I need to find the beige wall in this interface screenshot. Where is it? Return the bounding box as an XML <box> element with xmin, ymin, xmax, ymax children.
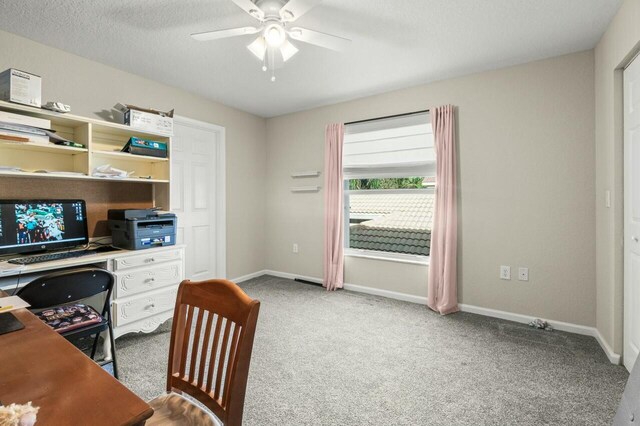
<box><xmin>0</xmin><ymin>30</ymin><xmax>267</xmax><ymax>280</ymax></box>
<box><xmin>266</xmin><ymin>51</ymin><xmax>597</xmax><ymax>326</ymax></box>
<box><xmin>595</xmin><ymin>0</ymin><xmax>640</xmax><ymax>355</ymax></box>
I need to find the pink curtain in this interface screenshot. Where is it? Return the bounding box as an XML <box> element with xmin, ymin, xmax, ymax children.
<box><xmin>427</xmin><ymin>105</ymin><xmax>459</xmax><ymax>315</ymax></box>
<box><xmin>323</xmin><ymin>123</ymin><xmax>345</xmax><ymax>291</ymax></box>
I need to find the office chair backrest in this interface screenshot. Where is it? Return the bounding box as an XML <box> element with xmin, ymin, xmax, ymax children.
<box><xmin>167</xmin><ymin>279</ymin><xmax>260</xmax><ymax>426</ymax></box>
<box><xmin>17</xmin><ymin>268</ymin><xmax>114</xmax><ymax>312</ymax></box>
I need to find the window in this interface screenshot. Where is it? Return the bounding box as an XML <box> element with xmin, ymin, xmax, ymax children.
<box><xmin>343</xmin><ymin>112</ymin><xmax>434</xmax><ymax>261</ymax></box>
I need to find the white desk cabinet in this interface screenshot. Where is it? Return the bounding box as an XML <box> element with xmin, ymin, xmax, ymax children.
<box><xmin>0</xmin><ymin>245</ymin><xmax>186</xmax><ymax>341</ymax></box>
<box><xmin>109</xmin><ymin>246</ymin><xmax>185</xmax><ymax>339</ymax></box>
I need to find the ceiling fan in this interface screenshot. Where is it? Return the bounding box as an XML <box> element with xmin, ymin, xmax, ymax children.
<box><xmin>191</xmin><ymin>0</ymin><xmax>351</xmax><ymax>81</ymax></box>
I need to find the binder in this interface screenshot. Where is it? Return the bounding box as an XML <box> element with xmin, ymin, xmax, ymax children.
<box><xmin>121</xmin><ymin>137</ymin><xmax>167</xmax><ymax>158</ymax></box>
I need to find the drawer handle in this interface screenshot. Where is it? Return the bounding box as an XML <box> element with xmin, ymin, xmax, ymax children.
<box><xmin>146</xmin><ymin>303</ymin><xmax>156</xmax><ymax>310</ymax></box>
<box><xmin>146</xmin><ymin>277</ymin><xmax>156</xmax><ymax>283</ymax></box>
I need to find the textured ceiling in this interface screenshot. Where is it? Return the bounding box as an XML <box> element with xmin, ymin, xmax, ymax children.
<box><xmin>0</xmin><ymin>0</ymin><xmax>622</xmax><ymax>117</ymax></box>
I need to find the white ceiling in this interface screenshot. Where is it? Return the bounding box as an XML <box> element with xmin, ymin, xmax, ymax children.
<box><xmin>0</xmin><ymin>0</ymin><xmax>621</xmax><ymax>117</ymax></box>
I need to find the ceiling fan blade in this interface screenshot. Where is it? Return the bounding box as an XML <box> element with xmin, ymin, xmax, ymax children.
<box><xmin>231</xmin><ymin>0</ymin><xmax>264</xmax><ymax>20</ymax></box>
<box><xmin>279</xmin><ymin>0</ymin><xmax>322</xmax><ymax>22</ymax></box>
<box><xmin>288</xmin><ymin>27</ymin><xmax>350</xmax><ymax>51</ymax></box>
<box><xmin>191</xmin><ymin>26</ymin><xmax>261</xmax><ymax>41</ymax></box>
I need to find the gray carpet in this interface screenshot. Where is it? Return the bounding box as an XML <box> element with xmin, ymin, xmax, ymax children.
<box><xmin>116</xmin><ymin>275</ymin><xmax>629</xmax><ymax>425</ymax></box>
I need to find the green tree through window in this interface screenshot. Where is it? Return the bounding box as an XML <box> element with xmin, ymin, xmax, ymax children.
<box><xmin>348</xmin><ymin>177</ymin><xmax>425</xmax><ymax>190</ymax></box>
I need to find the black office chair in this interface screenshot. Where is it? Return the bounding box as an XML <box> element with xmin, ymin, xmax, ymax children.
<box><xmin>17</xmin><ymin>268</ymin><xmax>119</xmax><ymax>378</ymax></box>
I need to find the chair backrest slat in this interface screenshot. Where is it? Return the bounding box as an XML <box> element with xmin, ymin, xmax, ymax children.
<box><xmin>213</xmin><ymin>318</ymin><xmax>233</xmax><ymax>401</ymax></box>
<box><xmin>188</xmin><ymin>308</ymin><xmax>205</xmax><ymax>384</ymax></box>
<box><xmin>205</xmin><ymin>313</ymin><xmax>223</xmax><ymax>394</ymax></box>
<box><xmin>197</xmin><ymin>311</ymin><xmax>215</xmax><ymax>389</ymax></box>
<box><xmin>178</xmin><ymin>304</ymin><xmax>195</xmax><ymax>378</ymax></box>
<box><xmin>166</xmin><ymin>279</ymin><xmax>260</xmax><ymax>426</ymax></box>
<box><xmin>223</xmin><ymin>322</ymin><xmax>242</xmax><ymax>408</ymax></box>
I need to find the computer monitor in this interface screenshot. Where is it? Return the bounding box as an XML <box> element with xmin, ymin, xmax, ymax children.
<box><xmin>0</xmin><ymin>200</ymin><xmax>89</xmax><ymax>256</ymax></box>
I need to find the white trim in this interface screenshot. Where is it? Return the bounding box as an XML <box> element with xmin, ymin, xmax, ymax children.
<box><xmin>458</xmin><ymin>304</ymin><xmax>593</xmax><ymax>335</ymax></box>
<box><xmin>173</xmin><ymin>115</ymin><xmax>227</xmax><ymax>279</ymax></box>
<box><xmin>345</xmin><ymin>188</ymin><xmax>434</xmax><ymax>195</ymax></box>
<box><xmin>343</xmin><ymin>282</ymin><xmax>428</xmax><ymax>304</ymax></box>
<box><xmin>263</xmin><ymin>270</ymin><xmax>323</xmax><ymax>284</ymax></box>
<box><xmin>233</xmin><ymin>269</ymin><xmax>622</xmax><ymax>365</ymax></box>
<box><xmin>231</xmin><ymin>270</ymin><xmax>267</xmax><ymax>284</ymax></box>
<box><xmin>345</xmin><ymin>249</ymin><xmax>430</xmax><ymax>266</ymax></box>
<box><xmin>458</xmin><ymin>303</ymin><xmax>621</xmax><ymax>365</ymax></box>
<box><xmin>594</xmin><ymin>329</ymin><xmax>622</xmax><ymax>365</ymax></box>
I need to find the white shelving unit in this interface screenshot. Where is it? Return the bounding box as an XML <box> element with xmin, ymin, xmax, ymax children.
<box><xmin>0</xmin><ymin>100</ymin><xmax>172</xmax><ymax>204</ymax></box>
<box><xmin>0</xmin><ymin>100</ymin><xmax>171</xmax><ymax>181</ymax></box>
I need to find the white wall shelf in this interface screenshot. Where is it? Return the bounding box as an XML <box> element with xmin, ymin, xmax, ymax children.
<box><xmin>291</xmin><ymin>186</ymin><xmax>321</xmax><ymax>193</ymax></box>
<box><xmin>291</xmin><ymin>170</ymin><xmax>321</xmax><ymax>178</ymax></box>
<box><xmin>0</xmin><ymin>170</ymin><xmax>169</xmax><ymax>184</ymax></box>
<box><xmin>93</xmin><ymin>150</ymin><xmax>169</xmax><ymax>163</ymax></box>
<box><xmin>0</xmin><ymin>140</ymin><xmax>87</xmax><ymax>154</ymax></box>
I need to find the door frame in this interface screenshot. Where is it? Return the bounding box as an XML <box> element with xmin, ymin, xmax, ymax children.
<box><xmin>173</xmin><ymin>115</ymin><xmax>227</xmax><ymax>279</ymax></box>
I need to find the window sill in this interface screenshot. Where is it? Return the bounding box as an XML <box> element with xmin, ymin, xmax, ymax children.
<box><xmin>344</xmin><ymin>250</ymin><xmax>430</xmax><ymax>266</ymax></box>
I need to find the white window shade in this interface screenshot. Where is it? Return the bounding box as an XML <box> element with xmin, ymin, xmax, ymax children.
<box><xmin>343</xmin><ymin>112</ymin><xmax>434</xmax><ymax>178</ymax></box>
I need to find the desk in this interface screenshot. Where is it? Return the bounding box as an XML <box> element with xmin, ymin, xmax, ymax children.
<box><xmin>0</xmin><ymin>295</ymin><xmax>153</xmax><ymax>425</ymax></box>
<box><xmin>0</xmin><ymin>245</ymin><xmax>186</xmax><ymax>343</ymax></box>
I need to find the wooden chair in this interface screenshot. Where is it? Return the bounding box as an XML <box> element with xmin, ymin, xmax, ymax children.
<box><xmin>148</xmin><ymin>279</ymin><xmax>260</xmax><ymax>426</ymax></box>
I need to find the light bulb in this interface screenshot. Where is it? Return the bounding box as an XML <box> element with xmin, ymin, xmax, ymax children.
<box><xmin>262</xmin><ymin>65</ymin><xmax>267</xmax><ymax>72</ymax></box>
<box><xmin>264</xmin><ymin>24</ymin><xmax>285</xmax><ymax>47</ymax></box>
<box><xmin>271</xmin><ymin>75</ymin><xmax>276</xmax><ymax>82</ymax></box>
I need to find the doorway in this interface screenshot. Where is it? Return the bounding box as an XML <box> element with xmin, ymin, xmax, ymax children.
<box><xmin>624</xmin><ymin>54</ymin><xmax>640</xmax><ymax>371</ymax></box>
<box><xmin>171</xmin><ymin>116</ymin><xmax>226</xmax><ymax>281</ymax></box>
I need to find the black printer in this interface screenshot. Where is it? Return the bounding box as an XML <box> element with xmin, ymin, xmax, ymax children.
<box><xmin>108</xmin><ymin>209</ymin><xmax>177</xmax><ymax>250</ymax></box>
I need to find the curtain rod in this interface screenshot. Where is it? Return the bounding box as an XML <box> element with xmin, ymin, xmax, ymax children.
<box><xmin>344</xmin><ymin>109</ymin><xmax>430</xmax><ymax>126</ymax></box>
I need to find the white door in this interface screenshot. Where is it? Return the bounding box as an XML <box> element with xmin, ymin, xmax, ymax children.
<box><xmin>624</xmin><ymin>55</ymin><xmax>640</xmax><ymax>372</ymax></box>
<box><xmin>172</xmin><ymin>117</ymin><xmax>225</xmax><ymax>281</ymax></box>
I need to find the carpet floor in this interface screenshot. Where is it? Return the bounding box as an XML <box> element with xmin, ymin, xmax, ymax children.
<box><xmin>117</xmin><ymin>275</ymin><xmax>629</xmax><ymax>425</ymax></box>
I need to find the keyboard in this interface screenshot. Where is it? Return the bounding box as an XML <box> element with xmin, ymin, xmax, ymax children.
<box><xmin>8</xmin><ymin>250</ymin><xmax>96</xmax><ymax>265</ymax></box>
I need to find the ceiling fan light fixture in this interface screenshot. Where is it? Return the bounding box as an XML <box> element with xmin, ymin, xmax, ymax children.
<box><xmin>264</xmin><ymin>24</ymin><xmax>286</xmax><ymax>47</ymax></box>
<box><xmin>289</xmin><ymin>28</ymin><xmax>303</xmax><ymax>38</ymax></box>
<box><xmin>247</xmin><ymin>36</ymin><xmax>267</xmax><ymax>61</ymax></box>
<box><xmin>281</xmin><ymin>10</ymin><xmax>294</xmax><ymax>21</ymax></box>
<box><xmin>280</xmin><ymin>39</ymin><xmax>299</xmax><ymax>62</ymax></box>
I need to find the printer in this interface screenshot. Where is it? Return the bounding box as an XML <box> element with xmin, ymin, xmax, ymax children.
<box><xmin>108</xmin><ymin>209</ymin><xmax>177</xmax><ymax>250</ymax></box>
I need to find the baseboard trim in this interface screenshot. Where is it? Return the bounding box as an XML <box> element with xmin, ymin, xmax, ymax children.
<box><xmin>235</xmin><ymin>269</ymin><xmax>622</xmax><ymax>365</ymax></box>
<box><xmin>458</xmin><ymin>303</ymin><xmax>621</xmax><ymax>365</ymax></box>
<box><xmin>230</xmin><ymin>270</ymin><xmax>267</xmax><ymax>283</ymax></box>
<box><xmin>264</xmin><ymin>270</ymin><xmax>323</xmax><ymax>284</ymax></box>
<box><xmin>343</xmin><ymin>283</ymin><xmax>429</xmax><ymax>305</ymax></box>
<box><xmin>458</xmin><ymin>304</ymin><xmax>593</xmax><ymax>335</ymax></box>
<box><xmin>593</xmin><ymin>329</ymin><xmax>621</xmax><ymax>365</ymax></box>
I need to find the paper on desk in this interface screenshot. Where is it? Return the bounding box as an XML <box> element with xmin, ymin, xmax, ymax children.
<box><xmin>0</xmin><ymin>296</ymin><xmax>30</xmax><ymax>312</ymax></box>
<box><xmin>0</xmin><ymin>262</ymin><xmax>25</xmax><ymax>276</ymax></box>
<box><xmin>92</xmin><ymin>164</ymin><xmax>134</xmax><ymax>179</ymax></box>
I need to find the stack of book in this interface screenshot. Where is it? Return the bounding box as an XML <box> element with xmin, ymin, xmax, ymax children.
<box><xmin>0</xmin><ymin>110</ymin><xmax>51</xmax><ymax>144</ymax></box>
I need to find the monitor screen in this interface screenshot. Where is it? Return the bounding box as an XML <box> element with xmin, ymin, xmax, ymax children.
<box><xmin>0</xmin><ymin>200</ymin><xmax>88</xmax><ymax>255</ymax></box>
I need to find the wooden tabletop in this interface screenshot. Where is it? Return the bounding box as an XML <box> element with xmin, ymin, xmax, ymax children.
<box><xmin>0</xmin><ymin>298</ymin><xmax>153</xmax><ymax>425</ymax></box>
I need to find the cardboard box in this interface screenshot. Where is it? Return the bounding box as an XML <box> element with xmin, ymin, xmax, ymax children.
<box><xmin>114</xmin><ymin>103</ymin><xmax>174</xmax><ymax>135</ymax></box>
<box><xmin>0</xmin><ymin>69</ymin><xmax>42</xmax><ymax>108</ymax></box>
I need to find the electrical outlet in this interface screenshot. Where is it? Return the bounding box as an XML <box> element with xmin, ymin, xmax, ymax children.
<box><xmin>292</xmin><ymin>243</ymin><xmax>299</xmax><ymax>253</ymax></box>
<box><xmin>518</xmin><ymin>267</ymin><xmax>529</xmax><ymax>281</ymax></box>
<box><xmin>500</xmin><ymin>265</ymin><xmax>511</xmax><ymax>280</ymax></box>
